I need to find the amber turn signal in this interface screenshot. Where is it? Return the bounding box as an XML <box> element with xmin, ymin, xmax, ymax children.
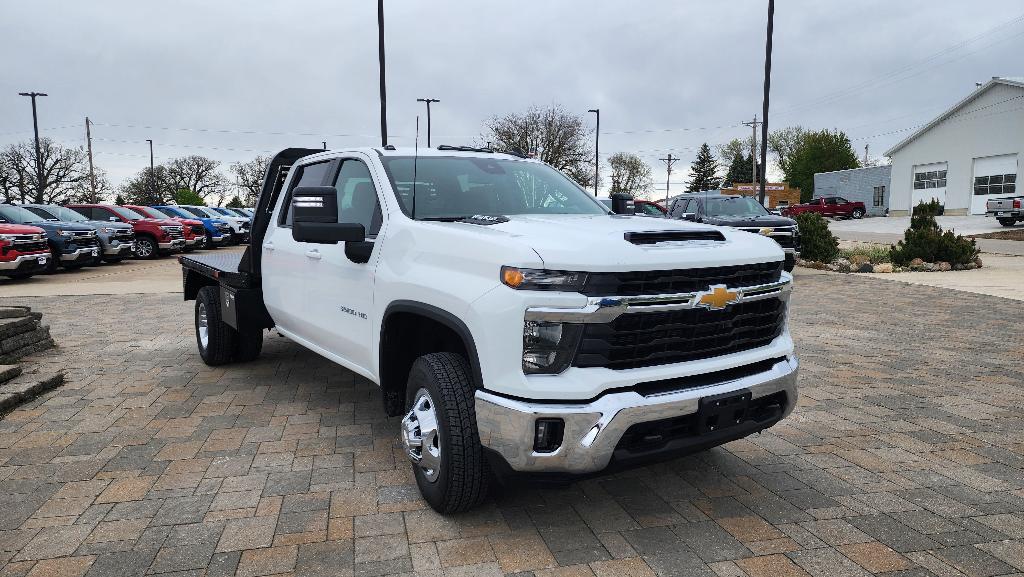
<box><xmin>501</xmin><ymin>266</ymin><xmax>524</xmax><ymax>288</ymax></box>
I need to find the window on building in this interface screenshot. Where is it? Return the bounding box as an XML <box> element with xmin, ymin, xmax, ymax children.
<box><xmin>873</xmin><ymin>185</ymin><xmax>885</xmax><ymax>207</ymax></box>
<box><xmin>913</xmin><ymin>170</ymin><xmax>947</xmax><ymax>189</ymax></box>
<box><xmin>974</xmin><ymin>173</ymin><xmax>1016</xmax><ymax>196</ymax></box>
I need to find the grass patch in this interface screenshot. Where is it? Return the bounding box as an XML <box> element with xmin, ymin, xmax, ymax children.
<box><xmin>839</xmin><ymin>244</ymin><xmax>892</xmax><ymax>264</ymax></box>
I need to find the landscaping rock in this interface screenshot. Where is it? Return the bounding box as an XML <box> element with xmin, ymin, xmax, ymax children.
<box><xmin>856</xmin><ymin>263</ymin><xmax>873</xmax><ymax>273</ymax></box>
<box><xmin>937</xmin><ymin>261</ymin><xmax>952</xmax><ymax>272</ymax></box>
<box><xmin>974</xmin><ymin>256</ymin><xmax>983</xmax><ymax>268</ymax></box>
<box><xmin>909</xmin><ymin>258</ymin><xmax>925</xmax><ymax>267</ymax></box>
<box><xmin>964</xmin><ymin>263</ymin><xmax>977</xmax><ymax>270</ymax></box>
<box><xmin>849</xmin><ymin>254</ymin><xmax>871</xmax><ymax>266</ymax></box>
<box><xmin>873</xmin><ymin>263</ymin><xmax>893</xmax><ymax>273</ymax></box>
<box><xmin>0</xmin><ymin>371</ymin><xmax>64</xmax><ymax>414</ymax></box>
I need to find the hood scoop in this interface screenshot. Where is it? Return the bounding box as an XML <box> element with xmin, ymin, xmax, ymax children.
<box><xmin>624</xmin><ymin>230</ymin><xmax>725</xmax><ymax>245</ymax></box>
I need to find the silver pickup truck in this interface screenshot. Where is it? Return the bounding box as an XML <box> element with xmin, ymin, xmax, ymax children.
<box><xmin>987</xmin><ymin>196</ymin><xmax>1023</xmax><ymax>227</ymax></box>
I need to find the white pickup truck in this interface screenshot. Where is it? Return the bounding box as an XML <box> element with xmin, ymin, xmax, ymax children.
<box><xmin>180</xmin><ymin>146</ymin><xmax>799</xmax><ymax>513</ymax></box>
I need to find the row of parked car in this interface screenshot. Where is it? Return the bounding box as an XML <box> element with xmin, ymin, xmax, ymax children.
<box><xmin>0</xmin><ymin>203</ymin><xmax>255</xmax><ymax>280</ymax></box>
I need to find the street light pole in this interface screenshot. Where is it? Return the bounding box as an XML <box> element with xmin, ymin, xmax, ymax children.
<box><xmin>758</xmin><ymin>0</ymin><xmax>775</xmax><ymax>206</ymax></box>
<box><xmin>588</xmin><ymin>109</ymin><xmax>600</xmax><ymax>195</ymax></box>
<box><xmin>146</xmin><ymin>139</ymin><xmax>155</xmax><ymax>202</ymax></box>
<box><xmin>18</xmin><ymin>92</ymin><xmax>48</xmax><ymax>200</ymax></box>
<box><xmin>416</xmin><ymin>98</ymin><xmax>439</xmax><ymax>147</ymax></box>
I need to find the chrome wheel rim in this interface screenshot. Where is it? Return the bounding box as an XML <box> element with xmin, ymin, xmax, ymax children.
<box><xmin>197</xmin><ymin>302</ymin><xmax>209</xmax><ymax>349</ymax></box>
<box><xmin>136</xmin><ymin>239</ymin><xmax>153</xmax><ymax>257</ymax></box>
<box><xmin>401</xmin><ymin>388</ymin><xmax>441</xmax><ymax>482</ymax></box>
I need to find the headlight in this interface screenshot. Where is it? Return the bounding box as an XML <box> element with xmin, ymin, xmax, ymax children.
<box><xmin>100</xmin><ymin>227</ymin><xmax>115</xmax><ymax>234</ymax></box>
<box><xmin>0</xmin><ymin>234</ymin><xmax>16</xmax><ymax>242</ymax></box>
<box><xmin>522</xmin><ymin>320</ymin><xmax>583</xmax><ymax>374</ymax></box>
<box><xmin>501</xmin><ymin>266</ymin><xmax>587</xmax><ymax>291</ymax></box>
<box><xmin>57</xmin><ymin>229</ymin><xmax>74</xmax><ymax>238</ymax></box>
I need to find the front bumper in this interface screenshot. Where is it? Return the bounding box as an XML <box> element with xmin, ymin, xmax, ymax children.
<box><xmin>0</xmin><ymin>253</ymin><xmax>50</xmax><ymax>272</ymax></box>
<box><xmin>103</xmin><ymin>242</ymin><xmax>135</xmax><ymax>256</ymax></box>
<box><xmin>475</xmin><ymin>356</ymin><xmax>798</xmax><ymax>474</ymax></box>
<box><xmin>158</xmin><ymin>239</ymin><xmax>187</xmax><ymax>250</ymax></box>
<box><xmin>61</xmin><ymin>247</ymin><xmax>100</xmax><ymax>262</ymax></box>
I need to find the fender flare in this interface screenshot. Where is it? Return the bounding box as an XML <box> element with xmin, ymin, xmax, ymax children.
<box><xmin>380</xmin><ymin>300</ymin><xmax>484</xmax><ymax>391</ymax></box>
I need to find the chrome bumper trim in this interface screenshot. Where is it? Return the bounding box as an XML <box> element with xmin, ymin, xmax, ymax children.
<box><xmin>0</xmin><ymin>253</ymin><xmax>50</xmax><ymax>270</ymax></box>
<box><xmin>60</xmin><ymin>247</ymin><xmax>99</xmax><ymax>261</ymax></box>
<box><xmin>158</xmin><ymin>239</ymin><xmax>187</xmax><ymax>249</ymax></box>
<box><xmin>525</xmin><ymin>274</ymin><xmax>792</xmax><ymax>324</ymax></box>
<box><xmin>475</xmin><ymin>356</ymin><xmax>798</xmax><ymax>474</ymax></box>
<box><xmin>104</xmin><ymin>242</ymin><xmax>135</xmax><ymax>255</ymax></box>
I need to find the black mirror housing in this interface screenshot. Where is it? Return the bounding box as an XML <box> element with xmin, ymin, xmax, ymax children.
<box><xmin>293</xmin><ymin>222</ymin><xmax>365</xmax><ymax>244</ymax></box>
<box><xmin>610</xmin><ymin>192</ymin><xmax>635</xmax><ymax>214</ymax></box>
<box><xmin>681</xmin><ymin>213</ymin><xmax>698</xmax><ymax>222</ymax></box>
<box><xmin>291</xmin><ymin>186</ymin><xmax>339</xmax><ymax>223</ymax></box>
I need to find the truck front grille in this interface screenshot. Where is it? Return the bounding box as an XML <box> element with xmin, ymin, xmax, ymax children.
<box><xmin>71</xmin><ymin>232</ymin><xmax>99</xmax><ymax>249</ymax></box>
<box><xmin>572</xmin><ymin>298</ymin><xmax>786</xmax><ymax>370</ymax></box>
<box><xmin>581</xmin><ymin>261</ymin><xmax>782</xmax><ymax>297</ymax></box>
<box><xmin>191</xmin><ymin>224</ymin><xmax>205</xmax><ymax>235</ymax></box>
<box><xmin>164</xmin><ymin>226</ymin><xmax>184</xmax><ymax>239</ymax></box>
<box><xmin>5</xmin><ymin>235</ymin><xmax>48</xmax><ymax>254</ymax></box>
<box><xmin>112</xmin><ymin>231</ymin><xmax>135</xmax><ymax>243</ymax></box>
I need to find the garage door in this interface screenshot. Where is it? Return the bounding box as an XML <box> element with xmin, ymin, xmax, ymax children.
<box><xmin>971</xmin><ymin>154</ymin><xmax>1018</xmax><ymax>214</ymax></box>
<box><xmin>912</xmin><ymin>162</ymin><xmax>947</xmax><ymax>209</ymax></box>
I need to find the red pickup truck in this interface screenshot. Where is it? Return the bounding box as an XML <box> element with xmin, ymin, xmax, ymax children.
<box><xmin>67</xmin><ymin>204</ymin><xmax>187</xmax><ymax>259</ymax></box>
<box><xmin>0</xmin><ymin>223</ymin><xmax>51</xmax><ymax>279</ymax></box>
<box><xmin>782</xmin><ymin>196</ymin><xmax>866</xmax><ymax>219</ymax></box>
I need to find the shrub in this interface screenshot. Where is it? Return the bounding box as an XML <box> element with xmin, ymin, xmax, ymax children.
<box><xmin>912</xmin><ymin>198</ymin><xmax>944</xmax><ymax>217</ymax></box>
<box><xmin>795</xmin><ymin>213</ymin><xmax>839</xmax><ymax>263</ymax></box>
<box><xmin>839</xmin><ymin>244</ymin><xmax>892</xmax><ymax>264</ymax></box>
<box><xmin>890</xmin><ymin>204</ymin><xmax>979</xmax><ymax>266</ymax></box>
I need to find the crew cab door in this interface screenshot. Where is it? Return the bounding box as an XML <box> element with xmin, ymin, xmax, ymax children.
<box><xmin>262</xmin><ymin>159</ymin><xmax>336</xmax><ymax>340</ymax></box>
<box><xmin>302</xmin><ymin>154</ymin><xmax>384</xmax><ymax>372</ymax></box>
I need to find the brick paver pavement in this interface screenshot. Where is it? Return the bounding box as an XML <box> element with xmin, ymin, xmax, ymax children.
<box><xmin>1</xmin><ymin>274</ymin><xmax>1023</xmax><ymax>577</ymax></box>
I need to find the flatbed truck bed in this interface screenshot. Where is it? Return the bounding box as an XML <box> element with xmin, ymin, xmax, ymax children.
<box><xmin>179</xmin><ymin>251</ymin><xmax>254</xmax><ymax>289</ymax></box>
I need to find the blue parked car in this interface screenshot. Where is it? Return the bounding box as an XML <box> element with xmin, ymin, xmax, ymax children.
<box><xmin>0</xmin><ymin>204</ymin><xmax>101</xmax><ymax>272</ymax></box>
<box><xmin>152</xmin><ymin>205</ymin><xmax>232</xmax><ymax>248</ymax></box>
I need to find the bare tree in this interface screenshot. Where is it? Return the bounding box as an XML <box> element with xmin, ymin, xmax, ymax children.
<box><xmin>229</xmin><ymin>155</ymin><xmax>271</xmax><ymax>205</ymax></box>
<box><xmin>716</xmin><ymin>136</ymin><xmax>755</xmax><ymax>166</ymax></box>
<box><xmin>69</xmin><ymin>166</ymin><xmax>112</xmax><ymax>204</ymax></box>
<box><xmin>608</xmin><ymin>152</ymin><xmax>653</xmax><ymax>198</ymax></box>
<box><xmin>482</xmin><ymin>104</ymin><xmax>595</xmax><ymax>188</ymax></box>
<box><xmin>0</xmin><ymin>138</ymin><xmax>90</xmax><ymax>203</ymax></box>
<box><xmin>118</xmin><ymin>165</ymin><xmax>175</xmax><ymax>205</ymax></box>
<box><xmin>166</xmin><ymin>155</ymin><xmax>228</xmax><ymax>201</ymax></box>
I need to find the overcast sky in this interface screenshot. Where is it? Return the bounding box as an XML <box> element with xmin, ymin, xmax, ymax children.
<box><xmin>2</xmin><ymin>0</ymin><xmax>1022</xmax><ymax>198</ymax></box>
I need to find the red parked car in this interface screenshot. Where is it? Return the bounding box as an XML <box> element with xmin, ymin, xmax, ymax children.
<box><xmin>66</xmin><ymin>204</ymin><xmax>187</xmax><ymax>259</ymax></box>
<box><xmin>124</xmin><ymin>205</ymin><xmax>206</xmax><ymax>251</ymax></box>
<box><xmin>0</xmin><ymin>223</ymin><xmax>52</xmax><ymax>279</ymax></box>
<box><xmin>782</xmin><ymin>196</ymin><xmax>866</xmax><ymax>219</ymax></box>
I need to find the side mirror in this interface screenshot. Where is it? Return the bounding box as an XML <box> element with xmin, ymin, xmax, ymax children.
<box><xmin>109</xmin><ymin>216</ymin><xmax>118</xmax><ymax>222</ymax></box>
<box><xmin>610</xmin><ymin>192</ymin><xmax>635</xmax><ymax>214</ymax></box>
<box><xmin>681</xmin><ymin>213</ymin><xmax>697</xmax><ymax>222</ymax></box>
<box><xmin>290</xmin><ymin>186</ymin><xmax>367</xmax><ymax>246</ymax></box>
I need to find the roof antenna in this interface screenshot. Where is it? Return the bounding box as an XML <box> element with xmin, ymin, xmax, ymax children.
<box><xmin>411</xmin><ymin>115</ymin><xmax>419</xmax><ymax>220</ymax></box>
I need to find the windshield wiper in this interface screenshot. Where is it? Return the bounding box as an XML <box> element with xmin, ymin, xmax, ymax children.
<box><xmin>418</xmin><ymin>216</ymin><xmax>468</xmax><ymax>222</ymax></box>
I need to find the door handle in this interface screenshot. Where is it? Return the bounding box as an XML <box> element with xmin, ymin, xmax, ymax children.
<box><xmin>262</xmin><ymin>242</ymin><xmax>274</xmax><ymax>251</ymax></box>
<box><xmin>305</xmin><ymin>249</ymin><xmax>322</xmax><ymax>260</ymax></box>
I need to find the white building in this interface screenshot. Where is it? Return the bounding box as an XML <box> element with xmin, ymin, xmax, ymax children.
<box><xmin>885</xmin><ymin>77</ymin><xmax>1023</xmax><ymax>216</ymax></box>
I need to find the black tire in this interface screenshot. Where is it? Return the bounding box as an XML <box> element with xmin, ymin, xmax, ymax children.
<box><xmin>195</xmin><ymin>286</ymin><xmax>235</xmax><ymax>366</ymax></box>
<box><xmin>4</xmin><ymin>272</ymin><xmax>35</xmax><ymax>280</ymax></box>
<box><xmin>784</xmin><ymin>254</ymin><xmax>796</xmax><ymax>272</ymax></box>
<box><xmin>45</xmin><ymin>246</ymin><xmax>59</xmax><ymax>274</ymax></box>
<box><xmin>997</xmin><ymin>218</ymin><xmax>1017</xmax><ymax>227</ymax></box>
<box><xmin>134</xmin><ymin>235</ymin><xmax>158</xmax><ymax>259</ymax></box>
<box><xmin>404</xmin><ymin>352</ymin><xmax>489</xmax><ymax>513</ymax></box>
<box><xmin>233</xmin><ymin>329</ymin><xmax>264</xmax><ymax>362</ymax></box>
<box><xmin>851</xmin><ymin>208</ymin><xmax>865</xmax><ymax>219</ymax></box>
<box><xmin>103</xmin><ymin>257</ymin><xmax>124</xmax><ymax>264</ymax></box>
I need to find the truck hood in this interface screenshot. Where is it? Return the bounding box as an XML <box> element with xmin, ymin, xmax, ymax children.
<box><xmin>441</xmin><ymin>214</ymin><xmax>784</xmax><ymax>271</ymax></box>
<box><xmin>81</xmin><ymin>220</ymin><xmax>134</xmax><ymax>230</ymax></box>
<box><xmin>702</xmin><ymin>214</ymin><xmax>797</xmax><ymax>228</ymax></box>
<box><xmin>0</xmin><ymin>223</ymin><xmax>46</xmax><ymax>235</ymax></box>
<box><xmin>25</xmin><ymin>221</ymin><xmax>96</xmax><ymax>233</ymax></box>
<box><xmin>132</xmin><ymin>218</ymin><xmax>183</xmax><ymax>227</ymax></box>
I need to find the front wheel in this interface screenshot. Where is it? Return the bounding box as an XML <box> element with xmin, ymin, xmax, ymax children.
<box><xmin>134</xmin><ymin>236</ymin><xmax>158</xmax><ymax>259</ymax></box>
<box><xmin>851</xmin><ymin>208</ymin><xmax>865</xmax><ymax>219</ymax></box>
<box><xmin>401</xmin><ymin>352</ymin><xmax>490</xmax><ymax>513</ymax></box>
<box><xmin>997</xmin><ymin>218</ymin><xmax>1017</xmax><ymax>227</ymax></box>
<box><xmin>195</xmin><ymin>286</ymin><xmax>235</xmax><ymax>365</ymax></box>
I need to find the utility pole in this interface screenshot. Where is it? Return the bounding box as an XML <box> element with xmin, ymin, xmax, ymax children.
<box><xmin>416</xmin><ymin>98</ymin><xmax>440</xmax><ymax>147</ymax></box>
<box><xmin>742</xmin><ymin>115</ymin><xmax>761</xmax><ymax>185</ymax></box>
<box><xmin>660</xmin><ymin>153</ymin><xmax>679</xmax><ymax>205</ymax></box>
<box><xmin>323</xmin><ymin>141</ymin><xmax>327</xmax><ymax>150</ymax></box>
<box><xmin>146</xmin><ymin>139</ymin><xmax>155</xmax><ymax>202</ymax></box>
<box><xmin>377</xmin><ymin>0</ymin><xmax>388</xmax><ymax>147</ymax></box>
<box><xmin>588</xmin><ymin>109</ymin><xmax>600</xmax><ymax>195</ymax></box>
<box><xmin>85</xmin><ymin>117</ymin><xmax>98</xmax><ymax>202</ymax></box>
<box><xmin>863</xmin><ymin>143</ymin><xmax>869</xmax><ymax>166</ymax></box>
<box><xmin>18</xmin><ymin>92</ymin><xmax>48</xmax><ymax>200</ymax></box>
<box><xmin>758</xmin><ymin>0</ymin><xmax>775</xmax><ymax>206</ymax></box>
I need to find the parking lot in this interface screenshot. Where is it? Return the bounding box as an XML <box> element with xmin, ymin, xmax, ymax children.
<box><xmin>0</xmin><ymin>270</ymin><xmax>1021</xmax><ymax>577</ymax></box>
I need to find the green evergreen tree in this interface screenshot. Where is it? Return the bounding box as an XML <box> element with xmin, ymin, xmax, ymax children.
<box><xmin>686</xmin><ymin>143</ymin><xmax>721</xmax><ymax>192</ymax></box>
<box><xmin>173</xmin><ymin>188</ymin><xmax>205</xmax><ymax>206</ymax></box>
<box><xmin>784</xmin><ymin>129</ymin><xmax>860</xmax><ymax>202</ymax></box>
<box><xmin>226</xmin><ymin>195</ymin><xmax>244</xmax><ymax>208</ymax></box>
<box><xmin>114</xmin><ymin>194</ymin><xmax>126</xmax><ymax>205</ymax></box>
<box><xmin>724</xmin><ymin>154</ymin><xmax>753</xmax><ymax>185</ymax></box>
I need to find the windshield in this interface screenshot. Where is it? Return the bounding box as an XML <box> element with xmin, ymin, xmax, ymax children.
<box><xmin>182</xmin><ymin>206</ymin><xmax>214</xmax><ymax>218</ymax></box>
<box><xmin>108</xmin><ymin>206</ymin><xmax>147</xmax><ymax>220</ymax></box>
<box><xmin>46</xmin><ymin>206</ymin><xmax>91</xmax><ymax>222</ymax></box>
<box><xmin>140</xmin><ymin>207</ymin><xmax>173</xmax><ymax>219</ymax></box>
<box><xmin>25</xmin><ymin>207</ymin><xmax>63</xmax><ymax>221</ymax></box>
<box><xmin>704</xmin><ymin>197</ymin><xmax>770</xmax><ymax>217</ymax></box>
<box><xmin>380</xmin><ymin>156</ymin><xmax>607</xmax><ymax>219</ymax></box>
<box><xmin>159</xmin><ymin>206</ymin><xmax>189</xmax><ymax>218</ymax></box>
<box><xmin>228</xmin><ymin>208</ymin><xmax>249</xmax><ymax>217</ymax></box>
<box><xmin>0</xmin><ymin>205</ymin><xmax>45</xmax><ymax>224</ymax></box>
